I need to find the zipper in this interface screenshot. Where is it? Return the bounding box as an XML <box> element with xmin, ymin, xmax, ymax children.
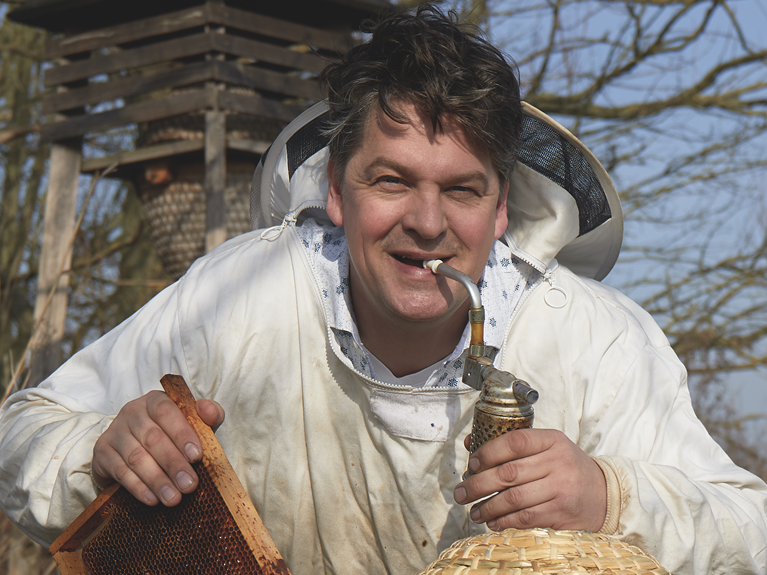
<box><xmin>260</xmin><ymin>202</ymin><xmax>326</xmax><ymax>241</ymax></box>
<box><xmin>497</xmin><ymin>272</ymin><xmax>545</xmax><ymax>368</ymax></box>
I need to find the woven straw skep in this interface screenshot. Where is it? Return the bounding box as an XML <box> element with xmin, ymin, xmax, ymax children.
<box><xmin>417</xmin><ymin>528</ymin><xmax>670</xmax><ymax>575</ymax></box>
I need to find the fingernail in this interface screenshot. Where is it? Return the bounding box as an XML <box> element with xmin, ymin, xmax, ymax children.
<box><xmin>454</xmin><ymin>486</ymin><xmax>467</xmax><ymax>504</ymax></box>
<box><xmin>176</xmin><ymin>471</ymin><xmax>194</xmax><ymax>490</ymax></box>
<box><xmin>470</xmin><ymin>507</ymin><xmax>481</xmax><ymax>522</ymax></box>
<box><xmin>160</xmin><ymin>485</ymin><xmax>177</xmax><ymax>504</ymax></box>
<box><xmin>184</xmin><ymin>443</ymin><xmax>201</xmax><ymax>462</ymax></box>
<box><xmin>469</xmin><ymin>457</ymin><xmax>480</xmax><ymax>472</ymax></box>
<box><xmin>487</xmin><ymin>520</ymin><xmax>498</xmax><ymax>530</ymax></box>
<box><xmin>144</xmin><ymin>490</ymin><xmax>158</xmax><ymax>505</ymax></box>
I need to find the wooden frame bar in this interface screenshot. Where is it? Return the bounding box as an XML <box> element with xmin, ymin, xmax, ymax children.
<box><xmin>41</xmin><ymin>88</ymin><xmax>217</xmax><ymax>141</ymax></box>
<box><xmin>45</xmin><ymin>3</ymin><xmax>351</xmax><ymax>60</ymax></box>
<box><xmin>49</xmin><ymin>374</ymin><xmax>291</xmax><ymax>575</ymax></box>
<box><xmin>42</xmin><ymin>88</ymin><xmax>305</xmax><ymax>141</ymax></box>
<box><xmin>44</xmin><ymin>31</ymin><xmax>326</xmax><ymax>89</ymax></box>
<box><xmin>43</xmin><ymin>60</ymin><xmax>321</xmax><ymax>115</ymax></box>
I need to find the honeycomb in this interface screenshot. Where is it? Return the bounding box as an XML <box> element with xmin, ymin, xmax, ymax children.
<box><xmin>77</xmin><ymin>462</ymin><xmax>264</xmax><ymax>575</ymax></box>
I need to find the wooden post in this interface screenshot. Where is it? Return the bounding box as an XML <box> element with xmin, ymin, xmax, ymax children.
<box><xmin>29</xmin><ymin>138</ymin><xmax>82</xmax><ymax>386</ymax></box>
<box><xmin>204</xmin><ymin>108</ymin><xmax>227</xmax><ymax>252</ymax></box>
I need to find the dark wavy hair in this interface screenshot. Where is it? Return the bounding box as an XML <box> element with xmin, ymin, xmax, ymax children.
<box><xmin>319</xmin><ymin>4</ymin><xmax>523</xmax><ymax>187</ymax></box>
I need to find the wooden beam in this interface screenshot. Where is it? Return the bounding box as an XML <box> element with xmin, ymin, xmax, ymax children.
<box><xmin>206</xmin><ymin>4</ymin><xmax>354</xmax><ymax>53</ymax></box>
<box><xmin>80</xmin><ymin>136</ymin><xmax>268</xmax><ymax>174</ymax></box>
<box><xmin>227</xmin><ymin>137</ymin><xmax>271</xmax><ymax>155</ymax></box>
<box><xmin>45</xmin><ymin>4</ymin><xmax>352</xmax><ymax>61</ymax></box>
<box><xmin>210</xmin><ymin>34</ymin><xmax>326</xmax><ymax>73</ymax></box>
<box><xmin>44</xmin><ymin>32</ymin><xmax>212</xmax><ymax>88</ymax></box>
<box><xmin>81</xmin><ymin>139</ymin><xmax>205</xmax><ymax>173</ymax></box>
<box><xmin>205</xmin><ymin>110</ymin><xmax>227</xmax><ymax>252</ymax></box>
<box><xmin>29</xmin><ymin>139</ymin><xmax>82</xmax><ymax>386</ymax></box>
<box><xmin>43</xmin><ymin>61</ymin><xmax>216</xmax><ymax>114</ymax></box>
<box><xmin>41</xmin><ymin>88</ymin><xmax>218</xmax><ymax>141</ymax></box>
<box><xmin>44</xmin><ymin>60</ymin><xmax>321</xmax><ymax>115</ymax></box>
<box><xmin>45</xmin><ymin>31</ymin><xmax>328</xmax><ymax>90</ymax></box>
<box><xmin>45</xmin><ymin>6</ymin><xmax>208</xmax><ymax>59</ymax></box>
<box><xmin>218</xmin><ymin>90</ymin><xmax>304</xmax><ymax>123</ymax></box>
<box><xmin>212</xmin><ymin>61</ymin><xmax>322</xmax><ymax>100</ymax></box>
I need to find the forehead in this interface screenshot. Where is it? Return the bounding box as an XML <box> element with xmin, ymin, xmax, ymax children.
<box><xmin>350</xmin><ymin>103</ymin><xmax>497</xmax><ymax>180</ymax></box>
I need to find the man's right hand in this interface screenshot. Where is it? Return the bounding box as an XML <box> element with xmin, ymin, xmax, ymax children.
<box><xmin>92</xmin><ymin>391</ymin><xmax>225</xmax><ymax>506</ymax></box>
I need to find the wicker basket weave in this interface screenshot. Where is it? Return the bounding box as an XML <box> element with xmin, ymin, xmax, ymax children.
<box><xmin>417</xmin><ymin>529</ymin><xmax>670</xmax><ymax>575</ymax></box>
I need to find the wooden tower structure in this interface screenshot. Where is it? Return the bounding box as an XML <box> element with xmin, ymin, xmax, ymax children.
<box><xmin>8</xmin><ymin>0</ymin><xmax>389</xmax><ymax>385</ymax></box>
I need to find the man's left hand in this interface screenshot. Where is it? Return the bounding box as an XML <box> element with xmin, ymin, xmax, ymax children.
<box><xmin>453</xmin><ymin>429</ymin><xmax>606</xmax><ymax>532</ymax></box>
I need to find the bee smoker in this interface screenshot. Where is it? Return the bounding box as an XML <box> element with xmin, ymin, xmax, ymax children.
<box><xmin>423</xmin><ymin>260</ymin><xmax>539</xmax><ymax>478</ymax></box>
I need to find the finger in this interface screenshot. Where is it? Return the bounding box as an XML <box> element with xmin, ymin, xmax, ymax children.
<box><xmin>468</xmin><ymin>476</ymin><xmax>554</xmax><ymax>525</ymax></box>
<box><xmin>196</xmin><ymin>398</ymin><xmax>225</xmax><ymax>431</ymax></box>
<box><xmin>125</xmin><ymin>398</ymin><xmax>200</xmax><ymax>503</ymax></box>
<box><xmin>463</xmin><ymin>433</ymin><xmax>471</xmax><ymax>451</ymax></box>
<box><xmin>93</xmin><ymin>439</ymin><xmax>160</xmax><ymax>506</ymax></box>
<box><xmin>469</xmin><ymin>428</ymin><xmax>555</xmax><ymax>474</ymax></box>
<box><xmin>146</xmin><ymin>391</ymin><xmax>204</xmax><ymax>464</ymax></box>
<box><xmin>455</xmin><ymin>450</ymin><xmax>549</xmax><ymax>505</ymax></box>
<box><xmin>483</xmin><ymin>498</ymin><xmax>564</xmax><ymax>532</ymax></box>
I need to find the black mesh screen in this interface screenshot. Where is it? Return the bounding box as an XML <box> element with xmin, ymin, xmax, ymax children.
<box><xmin>287</xmin><ymin>114</ymin><xmax>330</xmax><ymax>180</ymax></box>
<box><xmin>517</xmin><ymin>114</ymin><xmax>611</xmax><ymax>236</ymax></box>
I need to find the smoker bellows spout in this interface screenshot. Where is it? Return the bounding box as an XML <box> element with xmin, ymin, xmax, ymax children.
<box><xmin>423</xmin><ymin>260</ymin><xmax>485</xmax><ymax>361</ymax></box>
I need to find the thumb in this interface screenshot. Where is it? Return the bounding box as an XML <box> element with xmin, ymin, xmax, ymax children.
<box><xmin>196</xmin><ymin>398</ymin><xmax>226</xmax><ymax>431</ymax></box>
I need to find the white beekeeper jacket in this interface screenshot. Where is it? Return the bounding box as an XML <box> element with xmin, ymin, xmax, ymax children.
<box><xmin>1</xmin><ymin>103</ymin><xmax>766</xmax><ymax>575</ymax></box>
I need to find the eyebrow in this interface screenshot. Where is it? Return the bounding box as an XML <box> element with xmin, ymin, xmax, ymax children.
<box><xmin>362</xmin><ymin>157</ymin><xmax>491</xmax><ymax>188</ymax></box>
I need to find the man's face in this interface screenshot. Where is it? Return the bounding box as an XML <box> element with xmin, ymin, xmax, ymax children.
<box><xmin>326</xmin><ymin>103</ymin><xmax>508</xmax><ymax>333</ymax></box>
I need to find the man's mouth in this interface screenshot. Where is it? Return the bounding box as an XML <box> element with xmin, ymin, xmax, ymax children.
<box><xmin>393</xmin><ymin>254</ymin><xmax>447</xmax><ymax>268</ymax></box>
<box><xmin>393</xmin><ymin>254</ymin><xmax>425</xmax><ymax>267</ymax></box>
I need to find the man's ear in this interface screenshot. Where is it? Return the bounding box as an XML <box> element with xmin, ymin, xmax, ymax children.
<box><xmin>494</xmin><ymin>182</ymin><xmax>509</xmax><ymax>240</ymax></box>
<box><xmin>326</xmin><ymin>158</ymin><xmax>344</xmax><ymax>227</ymax></box>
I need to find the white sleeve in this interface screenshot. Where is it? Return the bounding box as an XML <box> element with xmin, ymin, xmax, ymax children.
<box><xmin>579</xmin><ymin>287</ymin><xmax>767</xmax><ymax>574</ymax></box>
<box><xmin>0</xmin><ymin>282</ymin><xmax>188</xmax><ymax>546</ymax></box>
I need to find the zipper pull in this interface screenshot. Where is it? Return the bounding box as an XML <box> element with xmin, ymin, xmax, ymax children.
<box><xmin>543</xmin><ymin>268</ymin><xmax>567</xmax><ymax>308</ymax></box>
<box><xmin>260</xmin><ymin>212</ymin><xmax>298</xmax><ymax>241</ymax></box>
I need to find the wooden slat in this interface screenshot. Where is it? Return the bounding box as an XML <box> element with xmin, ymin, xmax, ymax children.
<box><xmin>218</xmin><ymin>90</ymin><xmax>305</xmax><ymax>123</ymax></box>
<box><xmin>210</xmin><ymin>34</ymin><xmax>326</xmax><ymax>73</ymax></box>
<box><xmin>81</xmin><ymin>139</ymin><xmax>205</xmax><ymax>173</ymax></box>
<box><xmin>44</xmin><ymin>59</ymin><xmax>321</xmax><ymax>115</ymax></box>
<box><xmin>80</xmin><ymin>136</ymin><xmax>268</xmax><ymax>174</ymax></box>
<box><xmin>44</xmin><ymin>32</ymin><xmax>212</xmax><ymax>88</ymax></box>
<box><xmin>45</xmin><ymin>4</ymin><xmax>351</xmax><ymax>61</ymax></box>
<box><xmin>45</xmin><ymin>6</ymin><xmax>208</xmax><ymax>59</ymax></box>
<box><xmin>45</xmin><ymin>31</ymin><xmax>328</xmax><ymax>90</ymax></box>
<box><xmin>207</xmin><ymin>4</ymin><xmax>353</xmax><ymax>53</ymax></box>
<box><xmin>227</xmin><ymin>138</ymin><xmax>271</xmax><ymax>155</ymax></box>
<box><xmin>213</xmin><ymin>61</ymin><xmax>322</xmax><ymax>100</ymax></box>
<box><xmin>43</xmin><ymin>61</ymin><xmax>216</xmax><ymax>114</ymax></box>
<box><xmin>205</xmin><ymin>110</ymin><xmax>227</xmax><ymax>252</ymax></box>
<box><xmin>42</xmin><ymin>88</ymin><xmax>217</xmax><ymax>141</ymax></box>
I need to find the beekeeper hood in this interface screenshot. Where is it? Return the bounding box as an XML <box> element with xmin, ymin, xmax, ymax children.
<box><xmin>251</xmin><ymin>101</ymin><xmax>622</xmax><ymax>281</ymax></box>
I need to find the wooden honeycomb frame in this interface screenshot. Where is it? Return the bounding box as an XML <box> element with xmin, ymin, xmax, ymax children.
<box><xmin>49</xmin><ymin>374</ymin><xmax>290</xmax><ymax>575</ymax></box>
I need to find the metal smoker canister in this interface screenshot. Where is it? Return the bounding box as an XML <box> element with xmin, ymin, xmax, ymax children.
<box><xmin>464</xmin><ymin>364</ymin><xmax>539</xmax><ymax>479</ymax></box>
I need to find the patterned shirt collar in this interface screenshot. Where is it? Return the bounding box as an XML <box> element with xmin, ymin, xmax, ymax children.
<box><xmin>296</xmin><ymin>219</ymin><xmax>540</xmax><ymax>387</ymax></box>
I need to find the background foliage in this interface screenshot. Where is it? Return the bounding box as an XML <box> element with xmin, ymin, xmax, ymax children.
<box><xmin>1</xmin><ymin>0</ymin><xmax>767</xmax><ymax>572</ymax></box>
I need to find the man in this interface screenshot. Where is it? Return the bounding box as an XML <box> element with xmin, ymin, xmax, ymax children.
<box><xmin>1</xmin><ymin>5</ymin><xmax>766</xmax><ymax>575</ymax></box>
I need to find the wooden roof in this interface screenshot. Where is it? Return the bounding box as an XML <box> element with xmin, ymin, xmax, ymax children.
<box><xmin>8</xmin><ymin>0</ymin><xmax>391</xmax><ymax>33</ymax></box>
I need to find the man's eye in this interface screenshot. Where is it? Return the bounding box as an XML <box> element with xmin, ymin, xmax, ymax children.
<box><xmin>378</xmin><ymin>176</ymin><xmax>404</xmax><ymax>187</ymax></box>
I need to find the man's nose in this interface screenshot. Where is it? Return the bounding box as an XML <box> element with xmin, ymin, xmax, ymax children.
<box><xmin>401</xmin><ymin>188</ymin><xmax>448</xmax><ymax>240</ymax></box>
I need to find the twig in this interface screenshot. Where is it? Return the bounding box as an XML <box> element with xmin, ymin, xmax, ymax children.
<box><xmin>1</xmin><ymin>163</ymin><xmax>117</xmax><ymax>405</ymax></box>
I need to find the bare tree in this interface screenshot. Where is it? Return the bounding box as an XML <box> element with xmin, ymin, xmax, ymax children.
<box><xmin>445</xmin><ymin>0</ymin><xmax>767</xmax><ymax>477</ymax></box>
